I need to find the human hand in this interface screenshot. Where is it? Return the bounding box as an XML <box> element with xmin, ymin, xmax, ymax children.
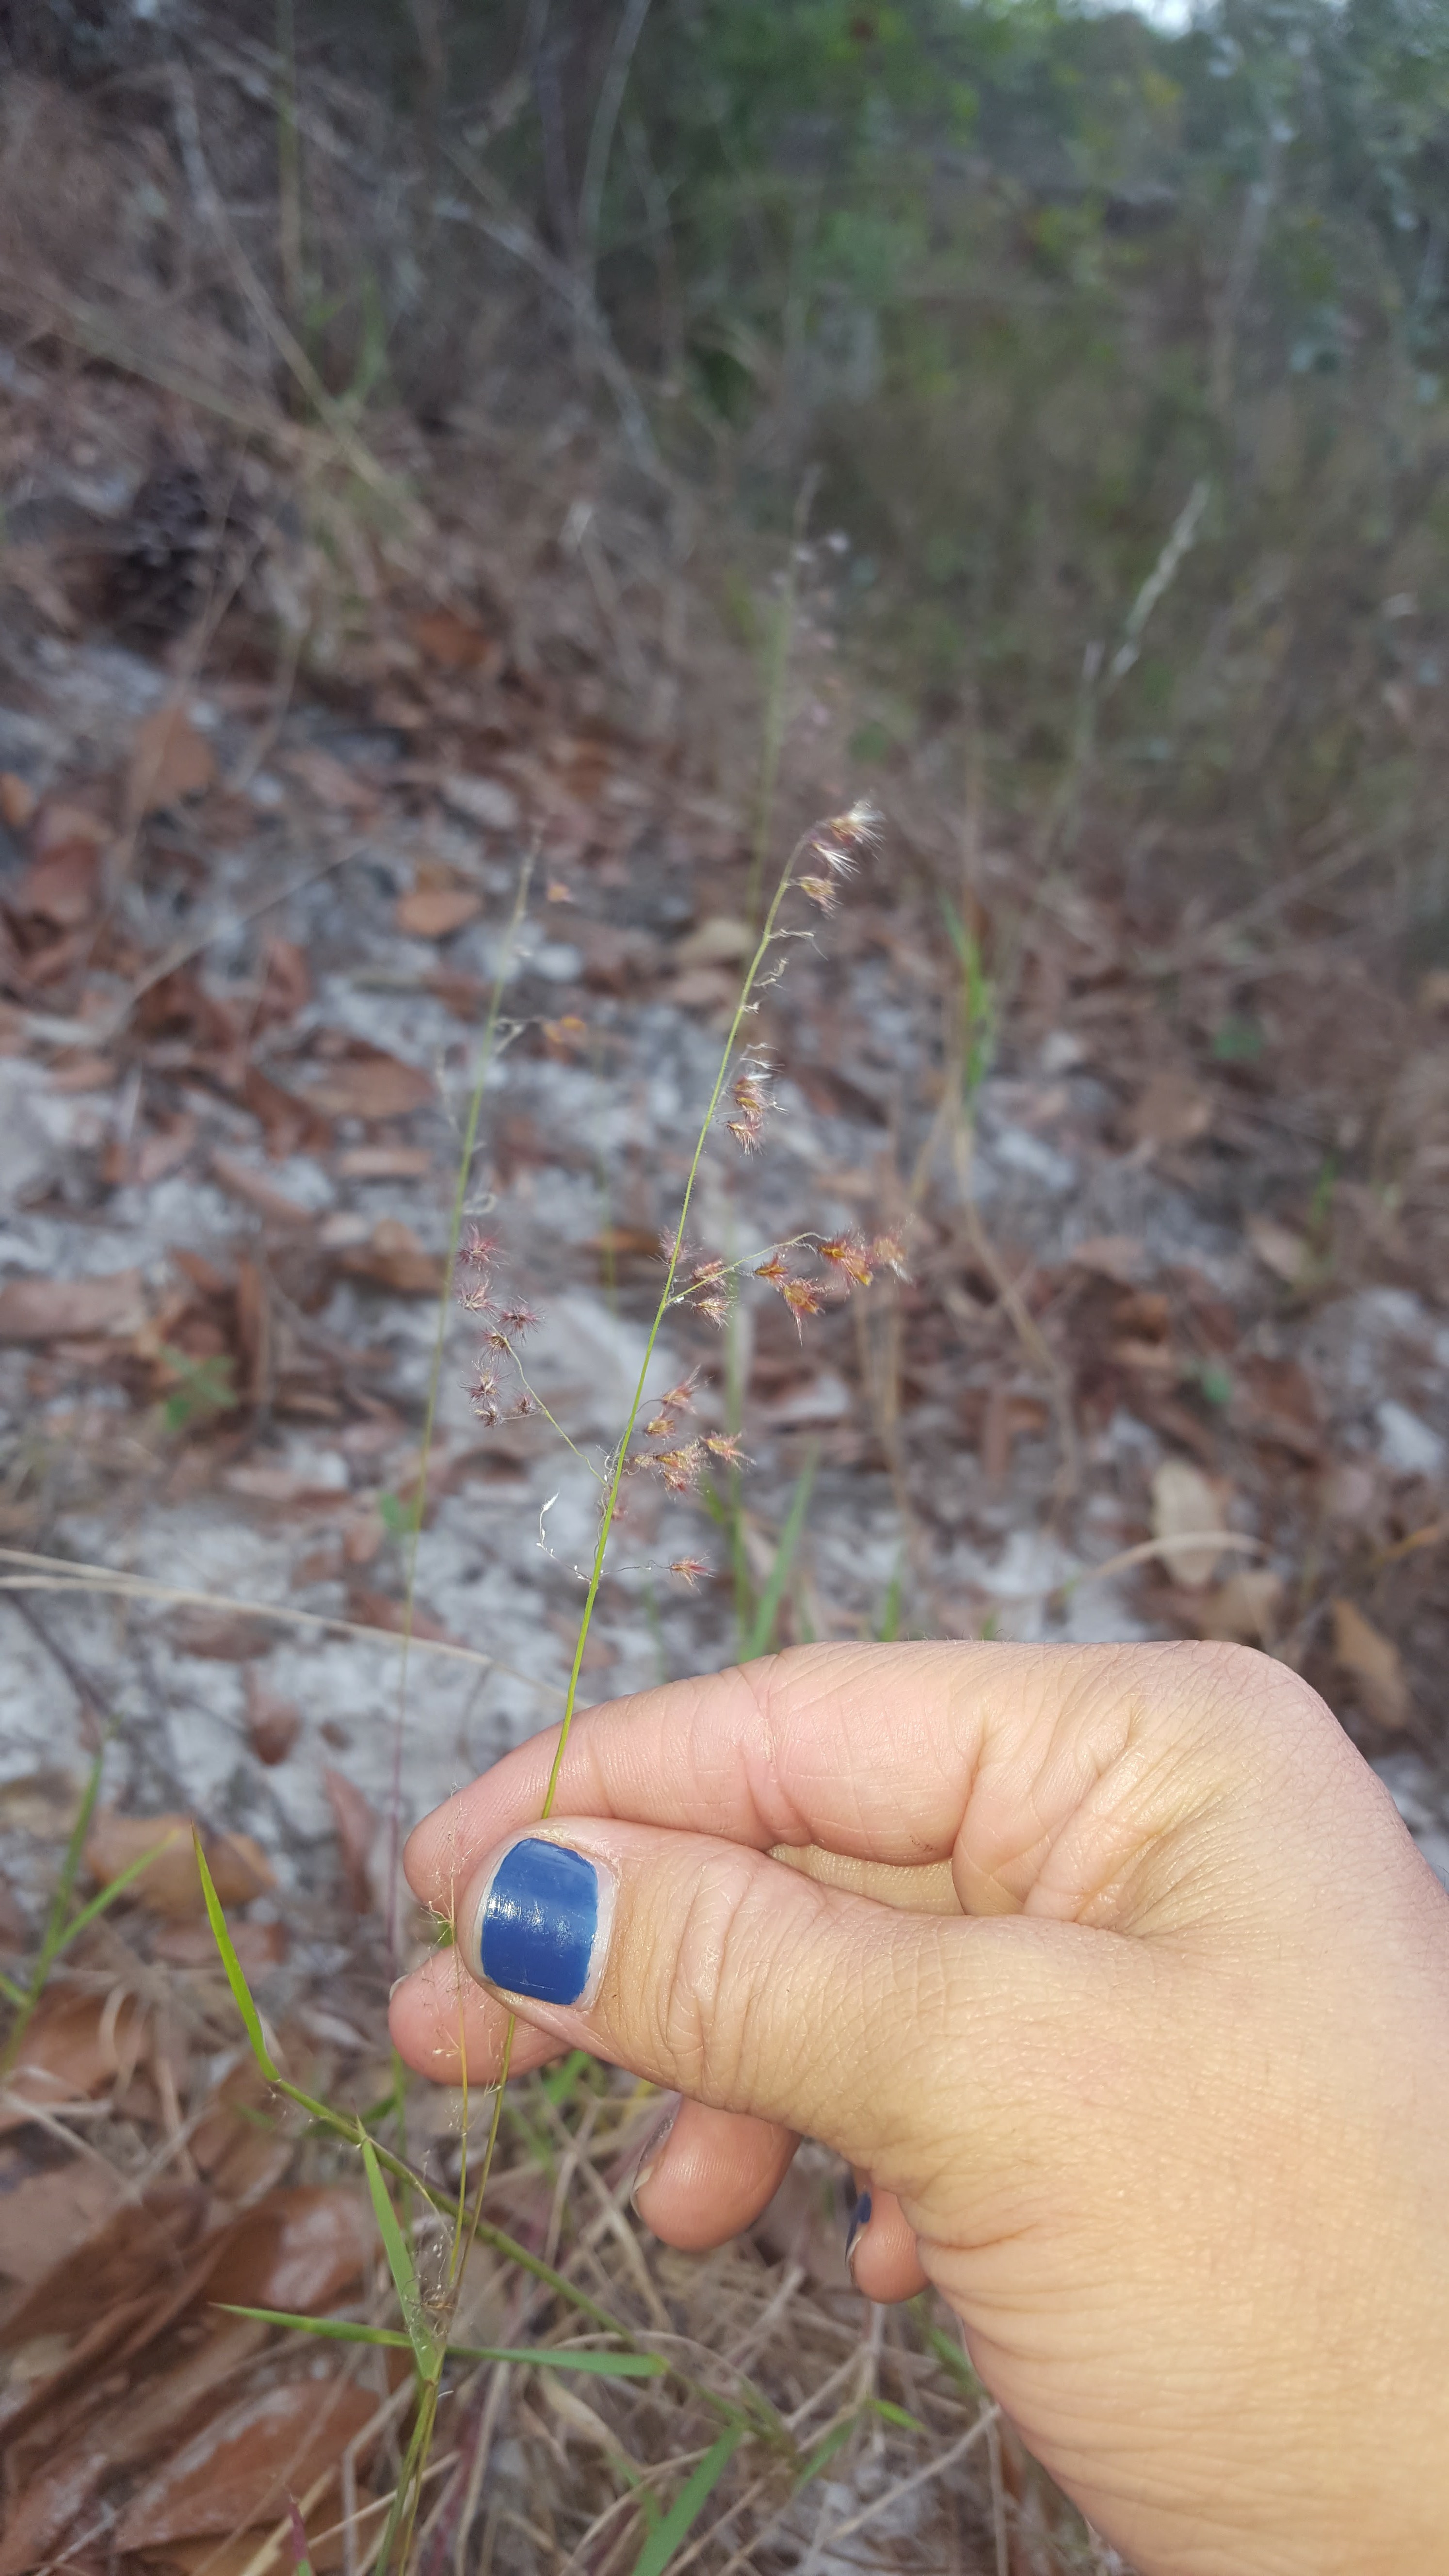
<box><xmin>389</xmin><ymin>1642</ymin><xmax>1449</xmax><ymax>2576</ymax></box>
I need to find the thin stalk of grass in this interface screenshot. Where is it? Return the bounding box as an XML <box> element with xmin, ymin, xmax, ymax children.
<box><xmin>386</xmin><ymin>853</ymin><xmax>536</xmax><ymax>1953</ymax></box>
<box><xmin>541</xmin><ymin>821</ymin><xmax>824</xmax><ymax>1819</ymax></box>
<box><xmin>275</xmin><ymin>0</ymin><xmax>304</xmax><ymax>336</ymax></box>
<box><xmin>742</xmin><ymin>472</ymin><xmax>818</xmax><ymax>929</ymax></box>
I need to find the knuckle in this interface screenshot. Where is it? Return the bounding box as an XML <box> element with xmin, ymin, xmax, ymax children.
<box><xmin>651</xmin><ymin>1847</ymin><xmax>799</xmax><ymax>2108</ymax></box>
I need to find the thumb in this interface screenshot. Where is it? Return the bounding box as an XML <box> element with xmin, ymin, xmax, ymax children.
<box><xmin>451</xmin><ymin>1817</ymin><xmax>1122</xmax><ymax>2198</ymax></box>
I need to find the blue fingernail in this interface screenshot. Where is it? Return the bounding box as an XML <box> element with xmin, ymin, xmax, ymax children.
<box><xmin>845</xmin><ymin>2189</ymin><xmax>871</xmax><ymax>2274</ymax></box>
<box><xmin>478</xmin><ymin>1839</ymin><xmax>603</xmax><ymax>2005</ymax></box>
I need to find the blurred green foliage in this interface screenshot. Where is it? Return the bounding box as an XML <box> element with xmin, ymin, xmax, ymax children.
<box><xmin>460</xmin><ymin>0</ymin><xmax>1449</xmax><ymax>873</ymax></box>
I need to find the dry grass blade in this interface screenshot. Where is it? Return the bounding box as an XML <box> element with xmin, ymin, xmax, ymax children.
<box><xmin>0</xmin><ymin>1547</ymin><xmax>558</xmax><ymax>1691</ymax></box>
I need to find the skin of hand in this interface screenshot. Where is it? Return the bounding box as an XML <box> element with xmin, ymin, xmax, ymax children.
<box><xmin>389</xmin><ymin>1641</ymin><xmax>1449</xmax><ymax>2576</ymax></box>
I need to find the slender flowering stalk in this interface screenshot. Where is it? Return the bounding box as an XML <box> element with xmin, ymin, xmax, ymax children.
<box><xmin>461</xmin><ymin>803</ymin><xmax>880</xmax><ymax>2259</ymax></box>
<box><xmin>386</xmin><ymin>853</ymin><xmax>534</xmax><ymax>1956</ymax></box>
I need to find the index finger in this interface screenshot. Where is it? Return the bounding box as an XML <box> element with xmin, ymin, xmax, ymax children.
<box><xmin>404</xmin><ymin>1638</ymin><xmax>1280</xmax><ymax>1925</ymax></box>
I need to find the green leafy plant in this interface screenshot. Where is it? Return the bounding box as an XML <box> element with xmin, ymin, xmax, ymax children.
<box><xmin>157</xmin><ymin>1347</ymin><xmax>240</xmax><ymax>1435</ymax></box>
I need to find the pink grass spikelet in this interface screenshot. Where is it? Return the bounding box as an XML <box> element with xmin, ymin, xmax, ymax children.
<box><xmin>704</xmin><ymin>1432</ymin><xmax>746</xmax><ymax>1465</ymax></box>
<box><xmin>496</xmin><ymin>1303</ymin><xmax>539</xmax><ymax>1336</ymax></box>
<box><xmin>780</xmin><ymin>1277</ymin><xmax>825</xmax><ymax>1336</ymax></box>
<box><xmin>460</xmin><ymin>1228</ymin><xmax>500</xmax><ymax>1270</ymax></box>
<box><xmin>669</xmin><ymin>1556</ymin><xmax>712</xmax><ymax>1587</ymax></box>
<box><xmin>820</xmin><ymin>1233</ymin><xmax>874</xmax><ymax>1289</ymax></box>
<box><xmin>870</xmin><ymin>1230</ymin><xmax>910</xmax><ymax>1278</ymax></box>
<box><xmin>798</xmin><ymin>873</ymin><xmax>840</xmax><ymax>914</ymax></box>
<box><xmin>754</xmin><ymin>1254</ymin><xmax>790</xmax><ymax>1284</ymax></box>
<box><xmin>652</xmin><ymin>1440</ymin><xmax>704</xmax><ymax>1493</ymax></box>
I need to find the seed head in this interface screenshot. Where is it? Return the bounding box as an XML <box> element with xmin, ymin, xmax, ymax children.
<box><xmin>798</xmin><ymin>873</ymin><xmax>839</xmax><ymax>915</ymax></box>
<box><xmin>754</xmin><ymin>1255</ymin><xmax>790</xmax><ymax>1284</ymax></box>
<box><xmin>704</xmin><ymin>1432</ymin><xmax>746</xmax><ymax>1465</ymax></box>
<box><xmin>652</xmin><ymin>1440</ymin><xmax>704</xmax><ymax>1493</ymax></box>
<box><xmin>870</xmin><ymin>1230</ymin><xmax>910</xmax><ymax>1278</ymax></box>
<box><xmin>669</xmin><ymin>1556</ymin><xmax>712</xmax><ymax>1588</ymax></box>
<box><xmin>456</xmin><ymin>1281</ymin><xmax>494</xmax><ymax>1314</ymax></box>
<box><xmin>496</xmin><ymin>1303</ymin><xmax>539</xmax><ymax>1337</ymax></box>
<box><xmin>780</xmin><ymin>1277</ymin><xmax>825</xmax><ymax>1336</ymax></box>
<box><xmin>819</xmin><ymin>1233</ymin><xmax>874</xmax><ymax>1289</ymax></box>
<box><xmin>695</xmin><ymin>1293</ymin><xmax>729</xmax><ymax>1327</ymax></box>
<box><xmin>460</xmin><ymin>1228</ymin><xmax>500</xmax><ymax>1270</ymax></box>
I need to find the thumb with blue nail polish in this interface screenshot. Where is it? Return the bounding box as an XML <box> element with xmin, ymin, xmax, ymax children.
<box><xmin>397</xmin><ymin>1641</ymin><xmax>1449</xmax><ymax>2576</ymax></box>
<box><xmin>474</xmin><ymin>1835</ymin><xmax>613</xmax><ymax>2006</ymax></box>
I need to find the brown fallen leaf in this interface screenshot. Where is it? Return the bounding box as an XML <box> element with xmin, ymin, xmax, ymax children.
<box><xmin>169</xmin><ymin>1609</ymin><xmax>276</xmax><ymax>1661</ymax></box>
<box><xmin>1331</xmin><ymin>1598</ymin><xmax>1411</xmax><ymax>1729</ymax></box>
<box><xmin>1195</xmin><ymin>1567</ymin><xmax>1284</xmax><ymax>1643</ymax></box>
<box><xmin>303</xmin><ymin>1052</ymin><xmax>433</xmax><ymax>1121</ymax></box>
<box><xmin>8</xmin><ymin>839</ymin><xmax>102</xmax><ymax>927</ymax></box>
<box><xmin>340</xmin><ymin>1217</ymin><xmax>445</xmax><ymax>1295</ymax></box>
<box><xmin>85</xmin><ymin>1808</ymin><xmax>275</xmax><ymax>1918</ymax></box>
<box><xmin>668</xmin><ymin>965</ymin><xmax>737</xmax><ymax>1011</ymax></box>
<box><xmin>336</xmin><ymin>1143</ymin><xmax>433</xmax><ymax>1180</ymax></box>
<box><xmin>1131</xmin><ymin>1068</ymin><xmax>1212</xmax><ymax>1151</ymax></box>
<box><xmin>133</xmin><ymin>1109</ymin><xmax>199</xmax><ymax>1185</ymax></box>
<box><xmin>0</xmin><ymin>1270</ymin><xmax>144</xmax><ymax>1344</ymax></box>
<box><xmin>0</xmin><ymin>2182</ymin><xmax>206</xmax><ymax>2343</ymax></box>
<box><xmin>282</xmin><ymin>747</ymin><xmax>376</xmax><ymax>812</ymax></box>
<box><xmin>396</xmin><ymin>884</ymin><xmax>483</xmax><ymax>939</ymax></box>
<box><xmin>348</xmin><ymin>1586</ymin><xmax>456</xmax><ymax>1646</ymax></box>
<box><xmin>0</xmin><ymin>1989</ymin><xmax>147</xmax><ymax>2137</ymax></box>
<box><xmin>128</xmin><ymin>705</ymin><xmax>219</xmax><ymax>817</ymax></box>
<box><xmin>210</xmin><ymin>1151</ymin><xmax>315</xmax><ymax>1229</ymax></box>
<box><xmin>114</xmin><ymin>2378</ymin><xmax>380</xmax><ymax>2546</ymax></box>
<box><xmin>0</xmin><ymin>2317</ymin><xmax>265</xmax><ymax>2576</ymax></box>
<box><xmin>48</xmin><ymin>1049</ymin><xmax>114</xmax><ymax>1094</ymax></box>
<box><xmin>192</xmin><ymin>2064</ymin><xmax>292</xmax><ymax>2203</ymax></box>
<box><xmin>0</xmin><ymin>2162</ymin><xmax>122</xmax><ymax>2286</ymax></box>
<box><xmin>1247</xmin><ymin>1214</ymin><xmax>1308</xmax><ymax>1286</ymax></box>
<box><xmin>242</xmin><ymin>1063</ymin><xmax>333</xmax><ymax>1160</ymax></box>
<box><xmin>1151</xmin><ymin>1458</ymin><xmax>1233</xmax><ymax>1588</ymax></box>
<box><xmin>204</xmin><ymin>2185</ymin><xmax>372</xmax><ymax>2316</ymax></box>
<box><xmin>675</xmin><ymin>916</ymin><xmax>753</xmax><ymax>969</ymax></box>
<box><xmin>1068</xmin><ymin>1234</ymin><xmax>1143</xmax><ymax>1285</ymax></box>
<box><xmin>323</xmin><ymin>1767</ymin><xmax>380</xmax><ymax>1913</ymax></box>
<box><xmin>413</xmin><ymin>605</ymin><xmax>498</xmax><ymax>670</ymax></box>
<box><xmin>0</xmin><ymin>771</ymin><xmax>36</xmax><ymax>830</ymax></box>
<box><xmin>244</xmin><ymin>1670</ymin><xmax>302</xmax><ymax>1768</ymax></box>
<box><xmin>259</xmin><ymin>934</ymin><xmax>312</xmax><ymax>1022</ymax></box>
<box><xmin>154</xmin><ymin>1917</ymin><xmax>288</xmax><ymax>1969</ymax></box>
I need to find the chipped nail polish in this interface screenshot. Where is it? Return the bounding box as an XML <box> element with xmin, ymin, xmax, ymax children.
<box><xmin>845</xmin><ymin>2188</ymin><xmax>872</xmax><ymax>2278</ymax></box>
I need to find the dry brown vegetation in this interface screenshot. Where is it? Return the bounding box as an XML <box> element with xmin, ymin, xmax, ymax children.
<box><xmin>0</xmin><ymin>10</ymin><xmax>1448</xmax><ymax>2575</ymax></box>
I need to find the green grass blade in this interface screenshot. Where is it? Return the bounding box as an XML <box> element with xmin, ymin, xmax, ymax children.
<box><xmin>216</xmin><ymin>2306</ymin><xmax>417</xmax><ymax>2349</ymax></box>
<box><xmin>874</xmin><ymin>1561</ymin><xmax>903</xmax><ymax>1643</ymax></box>
<box><xmin>361</xmin><ymin>2134</ymin><xmax>442</xmax><ymax>2377</ymax></box>
<box><xmin>744</xmin><ymin>1448</ymin><xmax>818</xmax><ymax>1660</ymax></box>
<box><xmin>796</xmin><ymin>2419</ymin><xmax>855</xmax><ymax>2486</ymax></box>
<box><xmin>216</xmin><ymin>2305</ymin><xmax>664</xmax><ymax>2377</ymax></box>
<box><xmin>31</xmin><ymin>1739</ymin><xmax>108</xmax><ymax>1991</ymax></box>
<box><xmin>194</xmin><ymin>1830</ymin><xmax>278</xmax><ymax>2080</ymax></box>
<box><xmin>630</xmin><ymin>2429</ymin><xmax>743</xmax><ymax>2576</ymax></box>
<box><xmin>0</xmin><ymin>1972</ymin><xmax>27</xmax><ymax>2010</ymax></box>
